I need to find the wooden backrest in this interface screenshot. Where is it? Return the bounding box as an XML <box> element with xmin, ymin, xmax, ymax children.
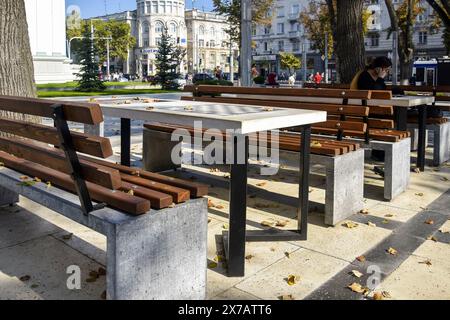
<box><xmin>184</xmin><ymin>85</ymin><xmax>372</xmax><ymax>100</ymax></box>
<box><xmin>0</xmin><ymin>96</ymin><xmax>112</xmax><ymax>158</ymax></box>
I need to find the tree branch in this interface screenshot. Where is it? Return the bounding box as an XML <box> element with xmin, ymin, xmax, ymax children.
<box><xmin>426</xmin><ymin>0</ymin><xmax>450</xmax><ymax>26</ymax></box>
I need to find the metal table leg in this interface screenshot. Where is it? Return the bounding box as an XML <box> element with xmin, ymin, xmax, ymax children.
<box><xmin>297</xmin><ymin>125</ymin><xmax>311</xmax><ymax>240</ymax></box>
<box><xmin>227</xmin><ymin>135</ymin><xmax>249</xmax><ymax>277</ymax></box>
<box><xmin>121</xmin><ymin>118</ymin><xmax>131</xmax><ymax>167</ymax></box>
<box><xmin>417</xmin><ymin>105</ymin><xmax>427</xmax><ymax>171</ymax></box>
<box><xmin>394</xmin><ymin>107</ymin><xmax>408</xmax><ymax>131</ymax></box>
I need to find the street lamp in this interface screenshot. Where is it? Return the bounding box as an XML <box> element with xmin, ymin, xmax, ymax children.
<box><xmin>302</xmin><ymin>34</ymin><xmax>308</xmax><ymax>83</ymax></box>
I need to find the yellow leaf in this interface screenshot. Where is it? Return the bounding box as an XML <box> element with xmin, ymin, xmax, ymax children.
<box><xmin>127</xmin><ymin>190</ymin><xmax>134</xmax><ymax>196</ymax></box>
<box><xmin>415</xmin><ymin>192</ymin><xmax>424</xmax><ymax>197</ymax></box>
<box><xmin>424</xmin><ymin>219</ymin><xmax>434</xmax><ymax>225</ymax></box>
<box><xmin>276</xmin><ymin>220</ymin><xmax>288</xmax><ymax>227</ymax></box>
<box><xmin>356</xmin><ymin>255</ymin><xmax>366</xmax><ymax>262</ymax></box>
<box><xmin>20</xmin><ymin>176</ymin><xmax>29</xmax><ymax>180</ymax></box>
<box><xmin>387</xmin><ymin>247</ymin><xmax>398</xmax><ymax>255</ymax></box>
<box><xmin>351</xmin><ymin>270</ymin><xmax>363</xmax><ymax>278</ymax></box>
<box><xmin>367</xmin><ymin>222</ymin><xmax>377</xmax><ymax>227</ymax></box>
<box><xmin>286</xmin><ymin>275</ymin><xmax>300</xmax><ymax>286</ymax></box>
<box><xmin>382</xmin><ymin>219</ymin><xmax>390</xmax><ymax>224</ymax></box>
<box><xmin>34</xmin><ymin>177</ymin><xmax>41</xmax><ymax>183</ymax></box>
<box><xmin>214</xmin><ymin>255</ymin><xmax>225</xmax><ymax>263</ymax></box>
<box><xmin>208</xmin><ymin>262</ymin><xmax>218</xmax><ymax>269</ymax></box>
<box><xmin>382</xmin><ymin>291</ymin><xmax>391</xmax><ymax>298</ymax></box>
<box><xmin>347</xmin><ymin>282</ymin><xmax>367</xmax><ymax>294</ymax></box>
<box><xmin>46</xmin><ymin>181</ymin><xmax>52</xmax><ymax>188</ymax></box>
<box><xmin>343</xmin><ymin>221</ymin><xmax>358</xmax><ymax>229</ymax></box>
<box><xmin>373</xmin><ymin>292</ymin><xmax>383</xmax><ymax>300</ymax></box>
<box><xmin>427</xmin><ymin>235</ymin><xmax>438</xmax><ymax>242</ymax></box>
<box><xmin>419</xmin><ymin>259</ymin><xmax>432</xmax><ymax>266</ymax></box>
<box><xmin>311</xmin><ymin>141</ymin><xmax>322</xmax><ymax>148</ymax></box>
<box><xmin>256</xmin><ymin>182</ymin><xmax>267</xmax><ymax>187</ymax></box>
<box><xmin>222</xmin><ymin>224</ymin><xmax>229</xmax><ymax>230</ymax></box>
<box><xmin>261</xmin><ymin>220</ymin><xmax>275</xmax><ymax>227</ymax></box>
<box><xmin>279</xmin><ymin>294</ymin><xmax>295</xmax><ymax>300</ymax></box>
<box><xmin>262</xmin><ymin>107</ymin><xmax>274</xmax><ymax>112</ymax></box>
<box><xmin>359</xmin><ymin>209</ymin><xmax>369</xmax><ymax>214</ymax></box>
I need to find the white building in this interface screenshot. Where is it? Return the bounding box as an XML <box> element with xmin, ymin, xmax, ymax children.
<box><xmin>25</xmin><ymin>0</ymin><xmax>76</xmax><ymax>83</ymax></box>
<box><xmin>185</xmin><ymin>9</ymin><xmax>239</xmax><ymax>74</ymax></box>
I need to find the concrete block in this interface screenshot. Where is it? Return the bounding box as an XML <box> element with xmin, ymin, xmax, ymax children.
<box><xmin>370</xmin><ymin>138</ymin><xmax>411</xmax><ymax>200</ymax></box>
<box><xmin>0</xmin><ymin>167</ymin><xmax>208</xmax><ymax>300</ymax></box>
<box><xmin>431</xmin><ymin>122</ymin><xmax>450</xmax><ymax>166</ymax></box>
<box><xmin>143</xmin><ymin>128</ymin><xmax>182</xmax><ymax>172</ymax></box>
<box><xmin>315</xmin><ymin>149</ymin><xmax>365</xmax><ymax>226</ymax></box>
<box><xmin>408</xmin><ymin>126</ymin><xmax>428</xmax><ymax>151</ymax></box>
<box><xmin>0</xmin><ymin>185</ymin><xmax>19</xmax><ymax>207</ymax></box>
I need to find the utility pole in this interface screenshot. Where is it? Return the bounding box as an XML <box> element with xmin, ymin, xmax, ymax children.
<box><xmin>392</xmin><ymin>30</ymin><xmax>398</xmax><ymax>85</ymax></box>
<box><xmin>302</xmin><ymin>36</ymin><xmax>307</xmax><ymax>83</ymax></box>
<box><xmin>324</xmin><ymin>32</ymin><xmax>329</xmax><ymax>83</ymax></box>
<box><xmin>229</xmin><ymin>20</ymin><xmax>234</xmax><ymax>84</ymax></box>
<box><xmin>240</xmin><ymin>0</ymin><xmax>252</xmax><ymax>86</ymax></box>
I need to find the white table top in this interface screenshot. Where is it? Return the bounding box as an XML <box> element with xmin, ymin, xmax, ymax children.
<box><xmin>224</xmin><ymin>94</ymin><xmax>435</xmax><ymax>108</ymax></box>
<box><xmin>76</xmin><ymin>97</ymin><xmax>327</xmax><ymax>134</ymax></box>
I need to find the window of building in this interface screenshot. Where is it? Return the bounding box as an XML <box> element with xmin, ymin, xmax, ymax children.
<box><xmin>167</xmin><ymin>2</ymin><xmax>172</xmax><ymax>14</ymax></box>
<box><xmin>292</xmin><ymin>4</ymin><xmax>300</xmax><ymax>14</ymax></box>
<box><xmin>293</xmin><ymin>41</ymin><xmax>300</xmax><ymax>52</ymax></box>
<box><xmin>264</xmin><ymin>26</ymin><xmax>271</xmax><ymax>34</ymax></box>
<box><xmin>144</xmin><ymin>40</ymin><xmax>149</xmax><ymax>47</ymax></box>
<box><xmin>199</xmin><ymin>25</ymin><xmax>205</xmax><ymax>35</ymax></box>
<box><xmin>155</xmin><ymin>37</ymin><xmax>161</xmax><ymax>45</ymax></box>
<box><xmin>369</xmin><ymin>33</ymin><xmax>380</xmax><ymax>47</ymax></box>
<box><xmin>278</xmin><ymin>40</ymin><xmax>284</xmax><ymax>51</ymax></box>
<box><xmin>210</xmin><ymin>40</ymin><xmax>215</xmax><ymax>47</ymax></box>
<box><xmin>210</xmin><ymin>27</ymin><xmax>215</xmax><ymax>37</ymax></box>
<box><xmin>152</xmin><ymin>1</ymin><xmax>158</xmax><ymax>13</ymax></box>
<box><xmin>199</xmin><ymin>39</ymin><xmax>205</xmax><ymax>47</ymax></box>
<box><xmin>419</xmin><ymin>31</ymin><xmax>427</xmax><ymax>44</ymax></box>
<box><xmin>252</xmin><ymin>27</ymin><xmax>256</xmax><ymax>36</ymax></box>
<box><xmin>159</xmin><ymin>2</ymin><xmax>165</xmax><ymax>14</ymax></box>
<box><xmin>143</xmin><ymin>23</ymin><xmax>149</xmax><ymax>34</ymax></box>
<box><xmin>155</xmin><ymin>22</ymin><xmax>163</xmax><ymax>33</ymax></box>
<box><xmin>143</xmin><ymin>54</ymin><xmax>148</xmax><ymax>60</ymax></box>
<box><xmin>277</xmin><ymin>23</ymin><xmax>284</xmax><ymax>34</ymax></box>
<box><xmin>264</xmin><ymin>42</ymin><xmax>268</xmax><ymax>51</ymax></box>
<box><xmin>145</xmin><ymin>1</ymin><xmax>151</xmax><ymax>13</ymax></box>
<box><xmin>277</xmin><ymin>7</ymin><xmax>285</xmax><ymax>17</ymax></box>
<box><xmin>169</xmin><ymin>23</ymin><xmax>177</xmax><ymax>34</ymax></box>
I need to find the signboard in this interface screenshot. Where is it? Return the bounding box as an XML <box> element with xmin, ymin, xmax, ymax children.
<box><xmin>253</xmin><ymin>55</ymin><xmax>277</xmax><ymax>61</ymax></box>
<box><xmin>141</xmin><ymin>48</ymin><xmax>158</xmax><ymax>54</ymax></box>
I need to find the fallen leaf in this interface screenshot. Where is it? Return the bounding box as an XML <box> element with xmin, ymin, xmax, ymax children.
<box><xmin>89</xmin><ymin>270</ymin><xmax>99</xmax><ymax>279</ymax></box>
<box><xmin>46</xmin><ymin>181</ymin><xmax>52</xmax><ymax>189</ymax></box>
<box><xmin>184</xmin><ymin>106</ymin><xmax>194</xmax><ymax>111</ymax></box>
<box><xmin>207</xmin><ymin>218</ymin><xmax>212</xmax><ymax>223</ymax></box>
<box><xmin>382</xmin><ymin>291</ymin><xmax>392</xmax><ymax>298</ymax></box>
<box><xmin>20</xmin><ymin>176</ymin><xmax>29</xmax><ymax>180</ymax></box>
<box><xmin>284</xmin><ymin>252</ymin><xmax>291</xmax><ymax>259</ymax></box>
<box><xmin>209</xmin><ymin>168</ymin><xmax>220</xmax><ymax>173</ymax></box>
<box><xmin>261</xmin><ymin>220</ymin><xmax>275</xmax><ymax>227</ymax></box>
<box><xmin>424</xmin><ymin>219</ymin><xmax>434</xmax><ymax>225</ymax></box>
<box><xmin>356</xmin><ymin>255</ymin><xmax>366</xmax><ymax>262</ymax></box>
<box><xmin>350</xmin><ymin>270</ymin><xmax>364</xmax><ymax>278</ymax></box>
<box><xmin>215</xmin><ymin>205</ymin><xmax>225</xmax><ymax>210</ymax></box>
<box><xmin>359</xmin><ymin>209</ymin><xmax>369</xmax><ymax>214</ymax></box>
<box><xmin>382</xmin><ymin>219</ymin><xmax>390</xmax><ymax>224</ymax></box>
<box><xmin>342</xmin><ymin>221</ymin><xmax>358</xmax><ymax>229</ymax></box>
<box><xmin>367</xmin><ymin>222</ymin><xmax>377</xmax><ymax>227</ymax></box>
<box><xmin>419</xmin><ymin>259</ymin><xmax>432</xmax><ymax>266</ymax></box>
<box><xmin>373</xmin><ymin>292</ymin><xmax>384</xmax><ymax>300</ymax></box>
<box><xmin>311</xmin><ymin>141</ymin><xmax>322</xmax><ymax>148</ymax></box>
<box><xmin>245</xmin><ymin>255</ymin><xmax>254</xmax><ymax>260</ymax></box>
<box><xmin>127</xmin><ymin>190</ymin><xmax>134</xmax><ymax>196</ymax></box>
<box><xmin>286</xmin><ymin>275</ymin><xmax>300</xmax><ymax>286</ymax></box>
<box><xmin>145</xmin><ymin>106</ymin><xmax>154</xmax><ymax>111</ymax></box>
<box><xmin>385</xmin><ymin>214</ymin><xmax>394</xmax><ymax>218</ymax></box>
<box><xmin>387</xmin><ymin>247</ymin><xmax>398</xmax><ymax>255</ymax></box>
<box><xmin>276</xmin><ymin>220</ymin><xmax>288</xmax><ymax>227</ymax></box>
<box><xmin>222</xmin><ymin>224</ymin><xmax>229</xmax><ymax>230</ymax></box>
<box><xmin>427</xmin><ymin>235</ymin><xmax>438</xmax><ymax>242</ymax></box>
<box><xmin>262</xmin><ymin>107</ymin><xmax>274</xmax><ymax>112</ymax></box>
<box><xmin>98</xmin><ymin>267</ymin><xmax>106</xmax><ymax>276</ymax></box>
<box><xmin>439</xmin><ymin>226</ymin><xmax>450</xmax><ymax>234</ymax></box>
<box><xmin>347</xmin><ymin>282</ymin><xmax>368</xmax><ymax>294</ymax></box>
<box><xmin>270</xmin><ymin>247</ymin><xmax>276</xmax><ymax>252</ymax></box>
<box><xmin>256</xmin><ymin>182</ymin><xmax>267</xmax><ymax>187</ymax></box>
<box><xmin>415</xmin><ymin>192</ymin><xmax>424</xmax><ymax>197</ymax></box>
<box><xmin>19</xmin><ymin>275</ymin><xmax>31</xmax><ymax>282</ymax></box>
<box><xmin>208</xmin><ymin>200</ymin><xmax>215</xmax><ymax>208</ymax></box>
<box><xmin>279</xmin><ymin>294</ymin><xmax>295</xmax><ymax>300</ymax></box>
<box><xmin>17</xmin><ymin>180</ymin><xmax>36</xmax><ymax>187</ymax></box>
<box><xmin>34</xmin><ymin>177</ymin><xmax>41</xmax><ymax>183</ymax></box>
<box><xmin>214</xmin><ymin>255</ymin><xmax>225</xmax><ymax>263</ymax></box>
<box><xmin>0</xmin><ymin>161</ymin><xmax>4</xmax><ymax>167</ymax></box>
<box><xmin>208</xmin><ymin>262</ymin><xmax>218</xmax><ymax>269</ymax></box>
<box><xmin>62</xmin><ymin>233</ymin><xmax>73</xmax><ymax>240</ymax></box>
<box><xmin>441</xmin><ymin>177</ymin><xmax>449</xmax><ymax>182</ymax></box>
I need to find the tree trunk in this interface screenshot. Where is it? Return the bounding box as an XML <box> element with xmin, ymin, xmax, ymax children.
<box><xmin>0</xmin><ymin>0</ymin><xmax>38</xmax><ymax>124</ymax></box>
<box><xmin>335</xmin><ymin>0</ymin><xmax>366</xmax><ymax>84</ymax></box>
<box><xmin>399</xmin><ymin>0</ymin><xmax>414</xmax><ymax>83</ymax></box>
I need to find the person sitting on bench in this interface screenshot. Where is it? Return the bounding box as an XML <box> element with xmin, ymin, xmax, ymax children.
<box><xmin>266</xmin><ymin>72</ymin><xmax>280</xmax><ymax>87</ymax></box>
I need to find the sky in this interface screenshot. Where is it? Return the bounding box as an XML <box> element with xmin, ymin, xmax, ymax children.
<box><xmin>66</xmin><ymin>0</ymin><xmax>215</xmax><ymax>18</ymax></box>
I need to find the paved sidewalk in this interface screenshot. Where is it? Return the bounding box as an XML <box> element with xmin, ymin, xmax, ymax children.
<box><xmin>0</xmin><ymin>93</ymin><xmax>449</xmax><ymax>300</ymax></box>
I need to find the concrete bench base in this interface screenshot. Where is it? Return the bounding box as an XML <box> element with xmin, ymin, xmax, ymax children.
<box><xmin>143</xmin><ymin>127</ymin><xmax>364</xmax><ymax>226</ymax></box>
<box><xmin>368</xmin><ymin>138</ymin><xmax>411</xmax><ymax>200</ymax></box>
<box><xmin>409</xmin><ymin>121</ymin><xmax>450</xmax><ymax>166</ymax></box>
<box><xmin>0</xmin><ymin>168</ymin><xmax>208</xmax><ymax>300</ymax></box>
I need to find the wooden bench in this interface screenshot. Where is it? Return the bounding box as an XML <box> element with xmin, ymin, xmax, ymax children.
<box><xmin>306</xmin><ymin>83</ymin><xmax>449</xmax><ymax>166</ymax></box>
<box><xmin>143</xmin><ymin>119</ymin><xmax>365</xmax><ymax>226</ymax></box>
<box><xmin>0</xmin><ymin>95</ymin><xmax>208</xmax><ymax>300</ymax></box>
<box><xmin>183</xmin><ymin>85</ymin><xmax>411</xmax><ymax>200</ymax></box>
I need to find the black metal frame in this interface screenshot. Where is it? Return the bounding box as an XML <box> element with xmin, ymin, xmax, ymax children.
<box><xmin>225</xmin><ymin>125</ymin><xmax>311</xmax><ymax>277</ymax></box>
<box><xmin>121</xmin><ymin>118</ymin><xmax>131</xmax><ymax>167</ymax></box>
<box><xmin>51</xmin><ymin>104</ymin><xmax>106</xmax><ymax>215</ymax></box>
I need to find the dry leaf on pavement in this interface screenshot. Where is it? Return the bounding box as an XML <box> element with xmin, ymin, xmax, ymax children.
<box><xmin>261</xmin><ymin>220</ymin><xmax>275</xmax><ymax>227</ymax></box>
<box><xmin>425</xmin><ymin>219</ymin><xmax>434</xmax><ymax>225</ymax></box>
<box><xmin>387</xmin><ymin>247</ymin><xmax>398</xmax><ymax>255</ymax></box>
<box><xmin>350</xmin><ymin>270</ymin><xmax>364</xmax><ymax>278</ymax></box>
<box><xmin>419</xmin><ymin>259</ymin><xmax>432</xmax><ymax>266</ymax></box>
<box><xmin>367</xmin><ymin>222</ymin><xmax>377</xmax><ymax>227</ymax></box>
<box><xmin>427</xmin><ymin>235</ymin><xmax>438</xmax><ymax>242</ymax></box>
<box><xmin>373</xmin><ymin>292</ymin><xmax>383</xmax><ymax>300</ymax></box>
<box><xmin>286</xmin><ymin>275</ymin><xmax>300</xmax><ymax>286</ymax></box>
<box><xmin>356</xmin><ymin>255</ymin><xmax>366</xmax><ymax>262</ymax></box>
<box><xmin>343</xmin><ymin>221</ymin><xmax>358</xmax><ymax>229</ymax></box>
<box><xmin>359</xmin><ymin>209</ymin><xmax>369</xmax><ymax>214</ymax></box>
<box><xmin>347</xmin><ymin>282</ymin><xmax>368</xmax><ymax>294</ymax></box>
<box><xmin>279</xmin><ymin>294</ymin><xmax>295</xmax><ymax>300</ymax></box>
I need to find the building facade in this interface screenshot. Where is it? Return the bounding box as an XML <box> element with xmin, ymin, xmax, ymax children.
<box><xmin>185</xmin><ymin>9</ymin><xmax>239</xmax><ymax>74</ymax></box>
<box><xmin>25</xmin><ymin>0</ymin><xmax>76</xmax><ymax>83</ymax></box>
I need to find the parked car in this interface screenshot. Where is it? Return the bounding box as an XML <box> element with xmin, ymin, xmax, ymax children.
<box><xmin>193</xmin><ymin>73</ymin><xmax>214</xmax><ymax>84</ymax></box>
<box><xmin>174</xmin><ymin>75</ymin><xmax>187</xmax><ymax>88</ymax></box>
<box><xmin>223</xmin><ymin>73</ymin><xmax>239</xmax><ymax>81</ymax></box>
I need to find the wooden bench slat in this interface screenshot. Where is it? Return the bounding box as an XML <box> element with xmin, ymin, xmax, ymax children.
<box><xmin>0</xmin><ymin>118</ymin><xmax>113</xmax><ymax>158</ymax></box>
<box><xmin>78</xmin><ymin>155</ymin><xmax>209</xmax><ymax>198</ymax></box>
<box><xmin>120</xmin><ymin>182</ymin><xmax>174</xmax><ymax>209</ymax></box>
<box><xmin>185</xmin><ymin>85</ymin><xmax>372</xmax><ymax>99</ymax></box>
<box><xmin>0</xmin><ymin>137</ymin><xmax>121</xmax><ymax>190</ymax></box>
<box><xmin>0</xmin><ymin>96</ymin><xmax>104</xmax><ymax>125</ymax></box>
<box><xmin>0</xmin><ymin>151</ymin><xmax>150</xmax><ymax>215</ymax></box>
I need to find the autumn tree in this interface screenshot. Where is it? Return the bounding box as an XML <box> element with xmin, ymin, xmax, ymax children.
<box><xmin>426</xmin><ymin>0</ymin><xmax>450</xmax><ymax>53</ymax></box>
<box><xmin>280</xmin><ymin>52</ymin><xmax>301</xmax><ymax>75</ymax></box>
<box><xmin>68</xmin><ymin>19</ymin><xmax>136</xmax><ymax>65</ymax></box>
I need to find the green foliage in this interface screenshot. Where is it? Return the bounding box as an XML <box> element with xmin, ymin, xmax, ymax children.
<box><xmin>155</xmin><ymin>28</ymin><xmax>186</xmax><ymax>90</ymax></box>
<box><xmin>212</xmin><ymin>0</ymin><xmax>275</xmax><ymax>44</ymax></box>
<box><xmin>280</xmin><ymin>52</ymin><xmax>301</xmax><ymax>73</ymax></box>
<box><xmin>253</xmin><ymin>75</ymin><xmax>265</xmax><ymax>84</ymax></box>
<box><xmin>299</xmin><ymin>1</ymin><xmax>334</xmax><ymax>58</ymax></box>
<box><xmin>68</xmin><ymin>19</ymin><xmax>136</xmax><ymax>64</ymax></box>
<box><xmin>75</xmin><ymin>25</ymin><xmax>106</xmax><ymax>92</ymax></box>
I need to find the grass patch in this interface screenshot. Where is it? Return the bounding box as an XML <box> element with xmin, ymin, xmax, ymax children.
<box><xmin>36</xmin><ymin>81</ymin><xmax>150</xmax><ymax>89</ymax></box>
<box><xmin>38</xmin><ymin>88</ymin><xmax>178</xmax><ymax>98</ymax></box>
